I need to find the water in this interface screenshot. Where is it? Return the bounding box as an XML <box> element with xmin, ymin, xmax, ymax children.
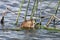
<box><xmin>0</xmin><ymin>0</ymin><xmax>60</xmax><ymax>40</ymax></box>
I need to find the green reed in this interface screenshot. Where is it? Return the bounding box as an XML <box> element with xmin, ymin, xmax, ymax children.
<box><xmin>35</xmin><ymin>0</ymin><xmax>52</xmax><ymax>28</ymax></box>
<box><xmin>39</xmin><ymin>0</ymin><xmax>42</xmax><ymax>28</ymax></box>
<box><xmin>15</xmin><ymin>0</ymin><xmax>25</xmax><ymax>25</ymax></box>
<box><xmin>30</xmin><ymin>0</ymin><xmax>36</xmax><ymax>19</ymax></box>
<box><xmin>34</xmin><ymin>0</ymin><xmax>38</xmax><ymax>16</ymax></box>
<box><xmin>53</xmin><ymin>1</ymin><xmax>60</xmax><ymax>28</ymax></box>
<box><xmin>45</xmin><ymin>1</ymin><xmax>60</xmax><ymax>27</ymax></box>
<box><xmin>13</xmin><ymin>0</ymin><xmax>60</xmax><ymax>31</ymax></box>
<box><xmin>24</xmin><ymin>0</ymin><xmax>30</xmax><ymax>20</ymax></box>
<box><xmin>34</xmin><ymin>0</ymin><xmax>38</xmax><ymax>24</ymax></box>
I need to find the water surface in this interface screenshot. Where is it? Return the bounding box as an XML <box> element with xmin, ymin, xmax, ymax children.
<box><xmin>0</xmin><ymin>0</ymin><xmax>60</xmax><ymax>40</ymax></box>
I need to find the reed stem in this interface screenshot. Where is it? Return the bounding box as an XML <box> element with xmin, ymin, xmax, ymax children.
<box><xmin>53</xmin><ymin>1</ymin><xmax>60</xmax><ymax>28</ymax></box>
<box><xmin>46</xmin><ymin>15</ymin><xmax>55</xmax><ymax>27</ymax></box>
<box><xmin>15</xmin><ymin>0</ymin><xmax>25</xmax><ymax>25</ymax></box>
<box><xmin>39</xmin><ymin>0</ymin><xmax>42</xmax><ymax>28</ymax></box>
<box><xmin>35</xmin><ymin>0</ymin><xmax>38</xmax><ymax>24</ymax></box>
<box><xmin>24</xmin><ymin>0</ymin><xmax>30</xmax><ymax>20</ymax></box>
<box><xmin>30</xmin><ymin>0</ymin><xmax>36</xmax><ymax>19</ymax></box>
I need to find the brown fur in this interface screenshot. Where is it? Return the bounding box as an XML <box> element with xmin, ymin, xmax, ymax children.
<box><xmin>20</xmin><ymin>19</ymin><xmax>35</xmax><ymax>29</ymax></box>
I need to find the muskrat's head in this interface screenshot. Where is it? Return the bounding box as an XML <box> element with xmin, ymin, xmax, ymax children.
<box><xmin>21</xmin><ymin>19</ymin><xmax>36</xmax><ymax>29</ymax></box>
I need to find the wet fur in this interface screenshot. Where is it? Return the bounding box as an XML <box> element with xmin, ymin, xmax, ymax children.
<box><xmin>21</xmin><ymin>19</ymin><xmax>35</xmax><ymax>29</ymax></box>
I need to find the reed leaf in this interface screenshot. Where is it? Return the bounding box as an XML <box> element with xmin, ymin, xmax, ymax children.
<box><xmin>30</xmin><ymin>0</ymin><xmax>36</xmax><ymax>19</ymax></box>
<box><xmin>39</xmin><ymin>0</ymin><xmax>52</xmax><ymax>27</ymax></box>
<box><xmin>34</xmin><ymin>0</ymin><xmax>38</xmax><ymax>24</ymax></box>
<box><xmin>24</xmin><ymin>0</ymin><xmax>30</xmax><ymax>20</ymax></box>
<box><xmin>15</xmin><ymin>0</ymin><xmax>25</xmax><ymax>25</ymax></box>
<box><xmin>39</xmin><ymin>0</ymin><xmax>42</xmax><ymax>28</ymax></box>
<box><xmin>53</xmin><ymin>1</ymin><xmax>60</xmax><ymax>28</ymax></box>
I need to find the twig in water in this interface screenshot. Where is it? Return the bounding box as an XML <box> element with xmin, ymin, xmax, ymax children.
<box><xmin>1</xmin><ymin>16</ymin><xmax>4</xmax><ymax>25</ymax></box>
<box><xmin>1</xmin><ymin>8</ymin><xmax>7</xmax><ymax>25</ymax></box>
<box><xmin>53</xmin><ymin>1</ymin><xmax>60</xmax><ymax>28</ymax></box>
<box><xmin>46</xmin><ymin>15</ymin><xmax>55</xmax><ymax>27</ymax></box>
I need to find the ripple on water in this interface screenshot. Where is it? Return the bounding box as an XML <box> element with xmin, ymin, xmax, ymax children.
<box><xmin>0</xmin><ymin>0</ymin><xmax>60</xmax><ymax>40</ymax></box>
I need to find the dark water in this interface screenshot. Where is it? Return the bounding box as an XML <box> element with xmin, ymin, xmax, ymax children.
<box><xmin>0</xmin><ymin>0</ymin><xmax>60</xmax><ymax>40</ymax></box>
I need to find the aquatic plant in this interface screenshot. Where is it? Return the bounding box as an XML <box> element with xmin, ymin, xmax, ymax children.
<box><xmin>30</xmin><ymin>0</ymin><xmax>36</xmax><ymax>19</ymax></box>
<box><xmin>46</xmin><ymin>15</ymin><xmax>54</xmax><ymax>27</ymax></box>
<box><xmin>53</xmin><ymin>1</ymin><xmax>60</xmax><ymax>28</ymax></box>
<box><xmin>15</xmin><ymin>0</ymin><xmax>25</xmax><ymax>25</ymax></box>
<box><xmin>35</xmin><ymin>0</ymin><xmax>38</xmax><ymax>20</ymax></box>
<box><xmin>45</xmin><ymin>1</ymin><xmax>60</xmax><ymax>28</ymax></box>
<box><xmin>3</xmin><ymin>0</ymin><xmax>60</xmax><ymax>32</ymax></box>
<box><xmin>34</xmin><ymin>0</ymin><xmax>42</xmax><ymax>28</ymax></box>
<box><xmin>39</xmin><ymin>0</ymin><xmax>42</xmax><ymax>28</ymax></box>
<box><xmin>24</xmin><ymin>0</ymin><xmax>30</xmax><ymax>20</ymax></box>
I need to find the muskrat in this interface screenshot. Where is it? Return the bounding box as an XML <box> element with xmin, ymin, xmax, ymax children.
<box><xmin>20</xmin><ymin>19</ymin><xmax>36</xmax><ymax>29</ymax></box>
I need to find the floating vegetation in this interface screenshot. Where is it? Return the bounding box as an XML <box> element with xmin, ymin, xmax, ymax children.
<box><xmin>0</xmin><ymin>25</ymin><xmax>60</xmax><ymax>32</ymax></box>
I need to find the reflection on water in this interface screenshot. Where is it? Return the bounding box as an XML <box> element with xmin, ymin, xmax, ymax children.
<box><xmin>0</xmin><ymin>0</ymin><xmax>60</xmax><ymax>40</ymax></box>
